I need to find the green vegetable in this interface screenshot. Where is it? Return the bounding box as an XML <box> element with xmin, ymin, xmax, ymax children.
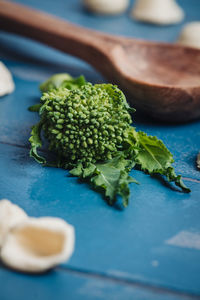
<box><xmin>131</xmin><ymin>131</ymin><xmax>190</xmax><ymax>192</ymax></box>
<box><xmin>29</xmin><ymin>120</ymin><xmax>46</xmax><ymax>164</ymax></box>
<box><xmin>29</xmin><ymin>74</ymin><xmax>86</xmax><ymax>113</ymax></box>
<box><xmin>40</xmin><ymin>73</ymin><xmax>86</xmax><ymax>93</ymax></box>
<box><xmin>38</xmin><ymin>83</ymin><xmax>134</xmax><ymax>166</ymax></box>
<box><xmin>70</xmin><ymin>155</ymin><xmax>138</xmax><ymax>207</ymax></box>
<box><xmin>29</xmin><ymin>73</ymin><xmax>190</xmax><ymax>207</ymax></box>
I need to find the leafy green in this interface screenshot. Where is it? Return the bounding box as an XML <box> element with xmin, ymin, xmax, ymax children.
<box><xmin>132</xmin><ymin>131</ymin><xmax>190</xmax><ymax>192</ymax></box>
<box><xmin>32</xmin><ymin>83</ymin><xmax>133</xmax><ymax>166</ymax></box>
<box><xmin>40</xmin><ymin>73</ymin><xmax>86</xmax><ymax>93</ymax></box>
<box><xmin>61</xmin><ymin>75</ymin><xmax>86</xmax><ymax>90</ymax></box>
<box><xmin>70</xmin><ymin>155</ymin><xmax>138</xmax><ymax>207</ymax></box>
<box><xmin>29</xmin><ymin>121</ymin><xmax>46</xmax><ymax>164</ymax></box>
<box><xmin>28</xmin><ymin>73</ymin><xmax>191</xmax><ymax>208</ymax></box>
<box><xmin>28</xmin><ymin>103</ymin><xmax>42</xmax><ymax>112</ymax></box>
<box><xmin>29</xmin><ymin>73</ymin><xmax>86</xmax><ymax>117</ymax></box>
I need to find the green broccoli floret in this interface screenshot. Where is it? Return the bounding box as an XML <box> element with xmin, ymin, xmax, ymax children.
<box><xmin>40</xmin><ymin>83</ymin><xmax>133</xmax><ymax>166</ymax></box>
<box><xmin>29</xmin><ymin>74</ymin><xmax>190</xmax><ymax>208</ymax></box>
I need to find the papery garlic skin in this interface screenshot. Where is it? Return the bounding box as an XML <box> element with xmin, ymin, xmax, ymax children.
<box><xmin>0</xmin><ymin>199</ymin><xmax>28</xmax><ymax>247</ymax></box>
<box><xmin>131</xmin><ymin>0</ymin><xmax>184</xmax><ymax>25</ymax></box>
<box><xmin>83</xmin><ymin>0</ymin><xmax>129</xmax><ymax>15</ymax></box>
<box><xmin>177</xmin><ymin>22</ymin><xmax>200</xmax><ymax>49</ymax></box>
<box><xmin>1</xmin><ymin>217</ymin><xmax>75</xmax><ymax>273</ymax></box>
<box><xmin>0</xmin><ymin>62</ymin><xmax>15</xmax><ymax>96</ymax></box>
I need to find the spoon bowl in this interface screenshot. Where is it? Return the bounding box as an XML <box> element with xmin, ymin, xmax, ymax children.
<box><xmin>107</xmin><ymin>40</ymin><xmax>200</xmax><ymax>121</ymax></box>
<box><xmin>0</xmin><ymin>0</ymin><xmax>200</xmax><ymax>122</ymax></box>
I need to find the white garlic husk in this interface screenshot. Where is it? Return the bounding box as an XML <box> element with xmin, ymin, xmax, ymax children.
<box><xmin>83</xmin><ymin>0</ymin><xmax>129</xmax><ymax>15</ymax></box>
<box><xmin>1</xmin><ymin>217</ymin><xmax>75</xmax><ymax>272</ymax></box>
<box><xmin>0</xmin><ymin>199</ymin><xmax>28</xmax><ymax>247</ymax></box>
<box><xmin>177</xmin><ymin>22</ymin><xmax>200</xmax><ymax>49</ymax></box>
<box><xmin>0</xmin><ymin>62</ymin><xmax>15</xmax><ymax>96</ymax></box>
<box><xmin>131</xmin><ymin>0</ymin><xmax>184</xmax><ymax>25</ymax></box>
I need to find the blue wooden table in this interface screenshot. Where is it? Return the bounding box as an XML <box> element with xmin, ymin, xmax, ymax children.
<box><xmin>0</xmin><ymin>0</ymin><xmax>200</xmax><ymax>299</ymax></box>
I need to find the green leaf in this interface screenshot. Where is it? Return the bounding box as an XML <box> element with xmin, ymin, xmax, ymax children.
<box><xmin>70</xmin><ymin>163</ymin><xmax>84</xmax><ymax>177</ymax></box>
<box><xmin>40</xmin><ymin>73</ymin><xmax>86</xmax><ymax>93</ymax></box>
<box><xmin>135</xmin><ymin>131</ymin><xmax>174</xmax><ymax>171</ymax></box>
<box><xmin>134</xmin><ymin>131</ymin><xmax>190</xmax><ymax>193</ymax></box>
<box><xmin>28</xmin><ymin>103</ymin><xmax>42</xmax><ymax>112</ymax></box>
<box><xmin>61</xmin><ymin>75</ymin><xmax>86</xmax><ymax>91</ymax></box>
<box><xmin>29</xmin><ymin>121</ymin><xmax>46</xmax><ymax>164</ymax></box>
<box><xmin>165</xmin><ymin>167</ymin><xmax>191</xmax><ymax>193</ymax></box>
<box><xmin>40</xmin><ymin>73</ymin><xmax>73</xmax><ymax>92</ymax></box>
<box><xmin>70</xmin><ymin>155</ymin><xmax>138</xmax><ymax>207</ymax></box>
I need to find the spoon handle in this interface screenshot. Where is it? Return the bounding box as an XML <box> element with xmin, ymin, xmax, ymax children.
<box><xmin>0</xmin><ymin>0</ymin><xmax>115</xmax><ymax>65</ymax></box>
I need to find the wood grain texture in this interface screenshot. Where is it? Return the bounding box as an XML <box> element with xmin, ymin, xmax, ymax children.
<box><xmin>0</xmin><ymin>0</ymin><xmax>200</xmax><ymax>122</ymax></box>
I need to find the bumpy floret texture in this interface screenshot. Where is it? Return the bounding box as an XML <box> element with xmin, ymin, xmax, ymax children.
<box><xmin>40</xmin><ymin>83</ymin><xmax>132</xmax><ymax>166</ymax></box>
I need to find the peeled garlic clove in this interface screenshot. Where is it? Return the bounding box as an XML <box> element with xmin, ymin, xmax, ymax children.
<box><xmin>131</xmin><ymin>0</ymin><xmax>184</xmax><ymax>25</ymax></box>
<box><xmin>83</xmin><ymin>0</ymin><xmax>129</xmax><ymax>15</ymax></box>
<box><xmin>1</xmin><ymin>217</ymin><xmax>75</xmax><ymax>273</ymax></box>
<box><xmin>0</xmin><ymin>199</ymin><xmax>28</xmax><ymax>247</ymax></box>
<box><xmin>0</xmin><ymin>62</ymin><xmax>15</xmax><ymax>97</ymax></box>
<box><xmin>177</xmin><ymin>22</ymin><xmax>200</xmax><ymax>49</ymax></box>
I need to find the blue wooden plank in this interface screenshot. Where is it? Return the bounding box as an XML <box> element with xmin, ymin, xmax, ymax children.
<box><xmin>0</xmin><ymin>142</ymin><xmax>199</xmax><ymax>295</ymax></box>
<box><xmin>0</xmin><ymin>266</ymin><xmax>196</xmax><ymax>300</ymax></box>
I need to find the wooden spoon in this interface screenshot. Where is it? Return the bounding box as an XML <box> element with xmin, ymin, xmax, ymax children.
<box><xmin>0</xmin><ymin>1</ymin><xmax>200</xmax><ymax>122</ymax></box>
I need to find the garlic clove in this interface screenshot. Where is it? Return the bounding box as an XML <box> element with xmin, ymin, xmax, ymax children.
<box><xmin>131</xmin><ymin>0</ymin><xmax>184</xmax><ymax>25</ymax></box>
<box><xmin>0</xmin><ymin>199</ymin><xmax>28</xmax><ymax>247</ymax></box>
<box><xmin>83</xmin><ymin>0</ymin><xmax>129</xmax><ymax>15</ymax></box>
<box><xmin>0</xmin><ymin>62</ymin><xmax>15</xmax><ymax>97</ymax></box>
<box><xmin>176</xmin><ymin>22</ymin><xmax>200</xmax><ymax>49</ymax></box>
<box><xmin>1</xmin><ymin>217</ymin><xmax>75</xmax><ymax>273</ymax></box>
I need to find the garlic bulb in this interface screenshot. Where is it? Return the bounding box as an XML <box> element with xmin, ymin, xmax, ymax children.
<box><xmin>131</xmin><ymin>0</ymin><xmax>184</xmax><ymax>25</ymax></box>
<box><xmin>1</xmin><ymin>217</ymin><xmax>75</xmax><ymax>272</ymax></box>
<box><xmin>0</xmin><ymin>62</ymin><xmax>15</xmax><ymax>96</ymax></box>
<box><xmin>0</xmin><ymin>199</ymin><xmax>28</xmax><ymax>247</ymax></box>
<box><xmin>83</xmin><ymin>0</ymin><xmax>129</xmax><ymax>15</ymax></box>
<box><xmin>177</xmin><ymin>22</ymin><xmax>200</xmax><ymax>49</ymax></box>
